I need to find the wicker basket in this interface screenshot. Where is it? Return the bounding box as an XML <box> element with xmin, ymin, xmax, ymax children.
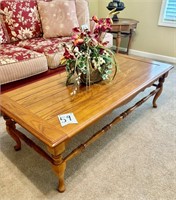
<box><xmin>80</xmin><ymin>69</ymin><xmax>102</xmax><ymax>85</ymax></box>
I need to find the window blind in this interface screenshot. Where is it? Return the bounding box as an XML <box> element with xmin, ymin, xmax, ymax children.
<box><xmin>158</xmin><ymin>0</ymin><xmax>176</xmax><ymax>28</ymax></box>
<box><xmin>164</xmin><ymin>0</ymin><xmax>176</xmax><ymax>22</ymax></box>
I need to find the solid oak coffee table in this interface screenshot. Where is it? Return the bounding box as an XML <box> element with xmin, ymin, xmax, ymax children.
<box><xmin>0</xmin><ymin>54</ymin><xmax>173</xmax><ymax>192</ymax></box>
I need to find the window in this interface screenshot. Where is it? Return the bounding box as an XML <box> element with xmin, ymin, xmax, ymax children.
<box><xmin>158</xmin><ymin>0</ymin><xmax>176</xmax><ymax>28</ymax></box>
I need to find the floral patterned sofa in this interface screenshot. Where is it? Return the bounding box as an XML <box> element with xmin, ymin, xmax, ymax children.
<box><xmin>0</xmin><ymin>0</ymin><xmax>113</xmax><ymax>92</ymax></box>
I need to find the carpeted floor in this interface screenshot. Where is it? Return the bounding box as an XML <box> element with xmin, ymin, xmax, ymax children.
<box><xmin>0</xmin><ymin>62</ymin><xmax>175</xmax><ymax>200</ymax></box>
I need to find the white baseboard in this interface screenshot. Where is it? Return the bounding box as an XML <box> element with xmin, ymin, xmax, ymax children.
<box><xmin>129</xmin><ymin>49</ymin><xmax>176</xmax><ymax>64</ymax></box>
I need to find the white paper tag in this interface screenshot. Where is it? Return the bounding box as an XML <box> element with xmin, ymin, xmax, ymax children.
<box><xmin>81</xmin><ymin>24</ymin><xmax>89</xmax><ymax>31</ymax></box>
<box><xmin>58</xmin><ymin>113</ymin><xmax>78</xmax><ymax>127</ymax></box>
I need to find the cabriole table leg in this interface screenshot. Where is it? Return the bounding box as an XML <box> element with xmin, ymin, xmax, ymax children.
<box><xmin>3</xmin><ymin>115</ymin><xmax>21</xmax><ymax>151</ymax></box>
<box><xmin>153</xmin><ymin>73</ymin><xmax>168</xmax><ymax>108</ymax></box>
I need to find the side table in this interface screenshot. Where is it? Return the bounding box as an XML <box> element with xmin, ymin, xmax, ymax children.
<box><xmin>110</xmin><ymin>18</ymin><xmax>139</xmax><ymax>54</ymax></box>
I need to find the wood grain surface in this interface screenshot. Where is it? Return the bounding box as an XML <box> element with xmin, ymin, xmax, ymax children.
<box><xmin>0</xmin><ymin>54</ymin><xmax>173</xmax><ymax>147</ymax></box>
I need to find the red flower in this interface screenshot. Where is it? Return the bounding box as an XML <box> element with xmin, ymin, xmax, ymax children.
<box><xmin>72</xmin><ymin>27</ymin><xmax>81</xmax><ymax>33</ymax></box>
<box><xmin>92</xmin><ymin>15</ymin><xmax>99</xmax><ymax>23</ymax></box>
<box><xmin>99</xmin><ymin>18</ymin><xmax>104</xmax><ymax>24</ymax></box>
<box><xmin>101</xmin><ymin>41</ymin><xmax>109</xmax><ymax>46</ymax></box>
<box><xmin>64</xmin><ymin>48</ymin><xmax>74</xmax><ymax>59</ymax></box>
<box><xmin>105</xmin><ymin>18</ymin><xmax>112</xmax><ymax>25</ymax></box>
<box><xmin>99</xmin><ymin>48</ymin><xmax>105</xmax><ymax>54</ymax></box>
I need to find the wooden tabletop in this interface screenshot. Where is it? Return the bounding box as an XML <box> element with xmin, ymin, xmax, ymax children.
<box><xmin>0</xmin><ymin>54</ymin><xmax>173</xmax><ymax>147</ymax></box>
<box><xmin>112</xmin><ymin>18</ymin><xmax>139</xmax><ymax>26</ymax></box>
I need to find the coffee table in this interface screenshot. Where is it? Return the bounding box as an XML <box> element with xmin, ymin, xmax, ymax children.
<box><xmin>0</xmin><ymin>54</ymin><xmax>173</xmax><ymax>192</ymax></box>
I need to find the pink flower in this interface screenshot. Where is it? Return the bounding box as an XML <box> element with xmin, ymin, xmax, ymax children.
<box><xmin>72</xmin><ymin>34</ymin><xmax>79</xmax><ymax>40</ymax></box>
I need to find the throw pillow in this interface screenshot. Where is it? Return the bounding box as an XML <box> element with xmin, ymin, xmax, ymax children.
<box><xmin>75</xmin><ymin>0</ymin><xmax>90</xmax><ymax>30</ymax></box>
<box><xmin>37</xmin><ymin>0</ymin><xmax>79</xmax><ymax>38</ymax></box>
<box><xmin>0</xmin><ymin>0</ymin><xmax>42</xmax><ymax>42</ymax></box>
<box><xmin>0</xmin><ymin>15</ymin><xmax>9</xmax><ymax>44</ymax></box>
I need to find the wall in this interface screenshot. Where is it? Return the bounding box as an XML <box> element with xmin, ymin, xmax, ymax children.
<box><xmin>96</xmin><ymin>0</ymin><xmax>176</xmax><ymax>60</ymax></box>
<box><xmin>89</xmin><ymin>0</ymin><xmax>99</xmax><ymax>17</ymax></box>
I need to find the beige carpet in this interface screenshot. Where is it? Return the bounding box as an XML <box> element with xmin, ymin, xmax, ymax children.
<box><xmin>0</xmin><ymin>63</ymin><xmax>175</xmax><ymax>200</ymax></box>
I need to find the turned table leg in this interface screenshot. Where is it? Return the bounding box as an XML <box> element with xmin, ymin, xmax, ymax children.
<box><xmin>52</xmin><ymin>156</ymin><xmax>66</xmax><ymax>192</ymax></box>
<box><xmin>116</xmin><ymin>31</ymin><xmax>121</xmax><ymax>53</ymax></box>
<box><xmin>3</xmin><ymin>115</ymin><xmax>21</xmax><ymax>151</ymax></box>
<box><xmin>126</xmin><ymin>29</ymin><xmax>133</xmax><ymax>55</ymax></box>
<box><xmin>153</xmin><ymin>73</ymin><xmax>167</xmax><ymax>108</ymax></box>
<box><xmin>47</xmin><ymin>144</ymin><xmax>66</xmax><ymax>192</ymax></box>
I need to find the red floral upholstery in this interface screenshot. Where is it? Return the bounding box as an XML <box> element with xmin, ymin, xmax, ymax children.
<box><xmin>0</xmin><ymin>17</ymin><xmax>8</xmax><ymax>44</ymax></box>
<box><xmin>0</xmin><ymin>0</ymin><xmax>113</xmax><ymax>88</ymax></box>
<box><xmin>0</xmin><ymin>43</ymin><xmax>44</xmax><ymax>63</ymax></box>
<box><xmin>16</xmin><ymin>37</ymin><xmax>72</xmax><ymax>68</ymax></box>
<box><xmin>0</xmin><ymin>43</ymin><xmax>48</xmax><ymax>84</ymax></box>
<box><xmin>0</xmin><ymin>0</ymin><xmax>42</xmax><ymax>42</ymax></box>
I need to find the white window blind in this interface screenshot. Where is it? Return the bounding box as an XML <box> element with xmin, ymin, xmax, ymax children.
<box><xmin>158</xmin><ymin>0</ymin><xmax>176</xmax><ymax>28</ymax></box>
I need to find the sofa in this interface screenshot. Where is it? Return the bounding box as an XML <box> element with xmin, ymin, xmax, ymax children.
<box><xmin>0</xmin><ymin>0</ymin><xmax>113</xmax><ymax>93</ymax></box>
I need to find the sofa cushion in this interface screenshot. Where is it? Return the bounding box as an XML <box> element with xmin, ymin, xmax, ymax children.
<box><xmin>37</xmin><ymin>0</ymin><xmax>79</xmax><ymax>38</ymax></box>
<box><xmin>15</xmin><ymin>37</ymin><xmax>72</xmax><ymax>69</ymax></box>
<box><xmin>0</xmin><ymin>0</ymin><xmax>42</xmax><ymax>42</ymax></box>
<box><xmin>0</xmin><ymin>16</ymin><xmax>9</xmax><ymax>44</ymax></box>
<box><xmin>0</xmin><ymin>44</ymin><xmax>48</xmax><ymax>85</ymax></box>
<box><xmin>75</xmin><ymin>0</ymin><xmax>90</xmax><ymax>29</ymax></box>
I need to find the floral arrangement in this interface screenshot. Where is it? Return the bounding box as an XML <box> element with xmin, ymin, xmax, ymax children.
<box><xmin>60</xmin><ymin>15</ymin><xmax>118</xmax><ymax>95</ymax></box>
